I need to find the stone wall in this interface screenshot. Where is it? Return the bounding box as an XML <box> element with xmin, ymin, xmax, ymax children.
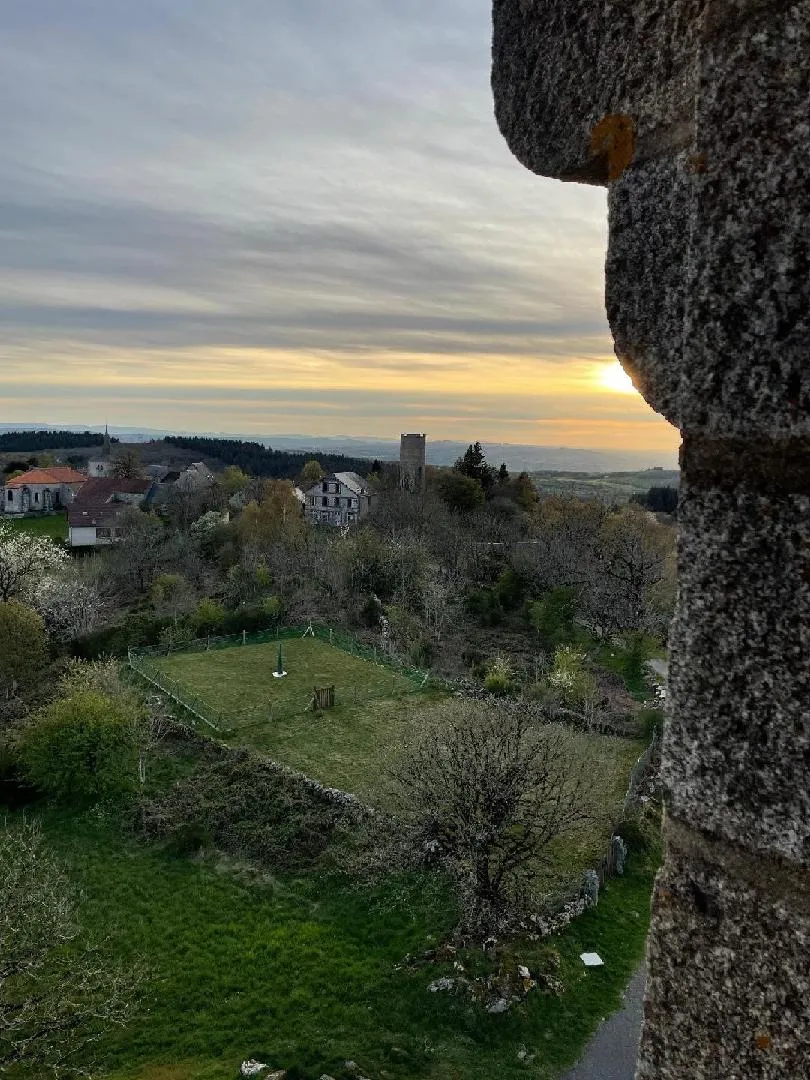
<box><xmin>492</xmin><ymin>2</ymin><xmax>809</xmax><ymax>1076</ymax></box>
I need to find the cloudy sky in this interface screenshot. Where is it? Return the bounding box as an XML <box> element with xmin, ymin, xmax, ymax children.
<box><xmin>0</xmin><ymin>0</ymin><xmax>678</xmax><ymax>460</ymax></box>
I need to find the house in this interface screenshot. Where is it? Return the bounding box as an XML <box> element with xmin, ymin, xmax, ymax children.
<box><xmin>174</xmin><ymin>461</ymin><xmax>216</xmax><ymax>492</ymax></box>
<box><xmin>303</xmin><ymin>472</ymin><xmax>374</xmax><ymax>526</ymax></box>
<box><xmin>67</xmin><ymin>477</ymin><xmax>155</xmax><ymax>547</ymax></box>
<box><xmin>3</xmin><ymin>466</ymin><xmax>87</xmax><ymax>516</ymax></box>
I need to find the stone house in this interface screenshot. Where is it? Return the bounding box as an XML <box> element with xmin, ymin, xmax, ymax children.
<box><xmin>3</xmin><ymin>466</ymin><xmax>86</xmax><ymax>516</ymax></box>
<box><xmin>174</xmin><ymin>461</ymin><xmax>216</xmax><ymax>492</ymax></box>
<box><xmin>67</xmin><ymin>477</ymin><xmax>155</xmax><ymax>547</ymax></box>
<box><xmin>303</xmin><ymin>472</ymin><xmax>374</xmax><ymax>526</ymax></box>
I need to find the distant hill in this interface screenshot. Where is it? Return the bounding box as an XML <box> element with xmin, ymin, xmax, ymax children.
<box><xmin>0</xmin><ymin>429</ymin><xmax>114</xmax><ymax>453</ymax></box>
<box><xmin>164</xmin><ymin>435</ymin><xmax>373</xmax><ymax>481</ymax></box>
<box><xmin>0</xmin><ymin>424</ymin><xmax>677</xmax><ymax>474</ymax></box>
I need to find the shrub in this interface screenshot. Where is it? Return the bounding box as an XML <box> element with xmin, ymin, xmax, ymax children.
<box><xmin>408</xmin><ymin>638</ymin><xmax>434</xmax><ymax>667</ymax></box>
<box><xmin>19</xmin><ymin>690</ymin><xmax>140</xmax><ymax>803</ymax></box>
<box><xmin>158</xmin><ymin>623</ymin><xmax>195</xmax><ymax>652</ymax></box>
<box><xmin>193</xmin><ymin>598</ymin><xmax>226</xmax><ymax>635</ymax></box>
<box><xmin>484</xmin><ymin>654</ymin><xmax>514</xmax><ymax>695</ymax></box>
<box><xmin>140</xmin><ymin>748</ymin><xmax>349</xmax><ymax>872</ymax></box>
<box><xmin>0</xmin><ymin>601</ymin><xmax>48</xmax><ymax>695</ymax></box>
<box><xmin>528</xmin><ymin>586</ymin><xmax>580</xmax><ymax>650</ymax></box>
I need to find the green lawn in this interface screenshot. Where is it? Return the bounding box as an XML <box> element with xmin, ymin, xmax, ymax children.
<box><xmin>12</xmin><ymin>807</ymin><xmax>656</xmax><ymax>1080</ymax></box>
<box><xmin>152</xmin><ymin>641</ymin><xmax>643</xmax><ymax>832</ymax></box>
<box><xmin>0</xmin><ymin>513</ymin><xmax>67</xmax><ymax>541</ymax></box>
<box><xmin>154</xmin><ymin>638</ymin><xmax>435</xmax><ymax>800</ymax></box>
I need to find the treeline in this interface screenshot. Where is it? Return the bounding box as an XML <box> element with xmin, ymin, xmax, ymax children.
<box><xmin>0</xmin><ymin>430</ymin><xmax>115</xmax><ymax>452</ymax></box>
<box><xmin>164</xmin><ymin>435</ymin><xmax>372</xmax><ymax>481</ymax></box>
<box><xmin>630</xmin><ymin>485</ymin><xmax>679</xmax><ymax>514</ymax></box>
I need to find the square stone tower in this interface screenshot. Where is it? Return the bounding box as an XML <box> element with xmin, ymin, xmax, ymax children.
<box><xmin>399</xmin><ymin>433</ymin><xmax>426</xmax><ymax>492</ymax></box>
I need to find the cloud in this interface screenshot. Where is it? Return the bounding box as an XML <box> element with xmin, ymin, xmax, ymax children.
<box><xmin>0</xmin><ymin>0</ymin><xmax>676</xmax><ymax>456</ymax></box>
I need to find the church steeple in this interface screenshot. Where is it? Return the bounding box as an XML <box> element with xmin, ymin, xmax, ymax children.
<box><xmin>102</xmin><ymin>424</ymin><xmax>111</xmax><ymax>459</ymax></box>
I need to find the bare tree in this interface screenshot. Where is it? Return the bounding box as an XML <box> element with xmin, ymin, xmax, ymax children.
<box><xmin>391</xmin><ymin>698</ymin><xmax>594</xmax><ymax>929</ymax></box>
<box><xmin>0</xmin><ymin>819</ymin><xmax>139</xmax><ymax>1076</ymax></box>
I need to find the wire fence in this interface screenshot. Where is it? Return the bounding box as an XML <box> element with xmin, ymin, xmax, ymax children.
<box><xmin>128</xmin><ymin>621</ymin><xmax>436</xmax><ymax>735</ymax></box>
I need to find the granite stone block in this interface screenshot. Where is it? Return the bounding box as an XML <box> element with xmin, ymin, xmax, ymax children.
<box><xmin>682</xmin><ymin>2</ymin><xmax>810</xmax><ymax>436</ymax></box>
<box><xmin>492</xmin><ymin>0</ymin><xmax>706</xmax><ymax>183</ymax></box>
<box><xmin>637</xmin><ymin>820</ymin><xmax>810</xmax><ymax>1079</ymax></box>
<box><xmin>666</xmin><ymin>480</ymin><xmax>810</xmax><ymax>863</ymax></box>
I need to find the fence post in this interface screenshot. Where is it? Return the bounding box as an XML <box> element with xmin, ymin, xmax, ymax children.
<box><xmin>242</xmin><ymin>630</ymin><xmax>246</xmax><ymax>646</ymax></box>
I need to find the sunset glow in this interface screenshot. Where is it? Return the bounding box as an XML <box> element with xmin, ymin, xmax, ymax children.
<box><xmin>596</xmin><ymin>361</ymin><xmax>638</xmax><ymax>396</ymax></box>
<box><xmin>0</xmin><ymin>0</ymin><xmax>680</xmax><ymax>465</ymax></box>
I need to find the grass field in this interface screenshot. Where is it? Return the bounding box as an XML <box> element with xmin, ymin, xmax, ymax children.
<box><xmin>11</xmin><ymin>806</ymin><xmax>657</xmax><ymax>1080</ymax></box>
<box><xmin>153</xmin><ymin>638</ymin><xmax>436</xmax><ymax>800</ymax></box>
<box><xmin>0</xmin><ymin>513</ymin><xmax>67</xmax><ymax>541</ymax></box>
<box><xmin>150</xmin><ymin>638</ymin><xmax>645</xmax><ymax>890</ymax></box>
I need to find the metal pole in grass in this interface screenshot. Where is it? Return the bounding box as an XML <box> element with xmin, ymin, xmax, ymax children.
<box><xmin>242</xmin><ymin>629</ymin><xmax>246</xmax><ymax>646</ymax></box>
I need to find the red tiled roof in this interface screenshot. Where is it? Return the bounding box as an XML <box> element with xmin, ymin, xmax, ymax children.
<box><xmin>6</xmin><ymin>466</ymin><xmax>86</xmax><ymax>488</ymax></box>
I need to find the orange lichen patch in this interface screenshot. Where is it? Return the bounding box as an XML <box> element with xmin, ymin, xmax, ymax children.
<box><xmin>755</xmin><ymin>1033</ymin><xmax>773</xmax><ymax>1051</ymax></box>
<box><xmin>590</xmin><ymin>114</ymin><xmax>636</xmax><ymax>180</ymax></box>
<box><xmin>687</xmin><ymin>151</ymin><xmax>709</xmax><ymax>174</ymax></box>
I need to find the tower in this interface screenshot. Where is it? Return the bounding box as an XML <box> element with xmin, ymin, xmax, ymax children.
<box><xmin>399</xmin><ymin>433</ymin><xmax>426</xmax><ymax>492</ymax></box>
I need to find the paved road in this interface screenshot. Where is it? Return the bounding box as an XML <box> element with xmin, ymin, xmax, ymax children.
<box><xmin>562</xmin><ymin>965</ymin><xmax>646</xmax><ymax>1080</ymax></box>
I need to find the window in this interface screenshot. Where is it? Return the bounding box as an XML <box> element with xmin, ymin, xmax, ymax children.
<box><xmin>334</xmin><ymin>496</ymin><xmax>341</xmax><ymax>507</ymax></box>
<box><xmin>6</xmin><ymin>490</ymin><xmax>11</xmax><ymax>502</ymax></box>
<box><xmin>322</xmin><ymin>496</ymin><xmax>328</xmax><ymax>507</ymax></box>
<box><xmin>96</xmin><ymin>527</ymin><xmax>111</xmax><ymax>539</ymax></box>
<box><xmin>34</xmin><ymin>492</ymin><xmax>40</xmax><ymax>503</ymax></box>
<box><xmin>322</xmin><ymin>481</ymin><xmax>328</xmax><ymax>493</ymax></box>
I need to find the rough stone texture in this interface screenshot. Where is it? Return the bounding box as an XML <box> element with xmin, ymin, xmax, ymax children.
<box><xmin>637</xmin><ymin>820</ymin><xmax>810</xmax><ymax>1079</ymax></box>
<box><xmin>492</xmin><ymin>0</ymin><xmax>706</xmax><ymax>182</ymax></box>
<box><xmin>684</xmin><ymin>3</ymin><xmax>810</xmax><ymax>436</ymax></box>
<box><xmin>492</xmin><ymin>1</ymin><xmax>810</xmax><ymax>1077</ymax></box>
<box><xmin>605</xmin><ymin>155</ymin><xmax>692</xmax><ymax>422</ymax></box>
<box><xmin>668</xmin><ymin>477</ymin><xmax>810</xmax><ymax>862</ymax></box>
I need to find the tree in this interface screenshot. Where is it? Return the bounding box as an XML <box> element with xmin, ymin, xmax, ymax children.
<box><xmin>436</xmin><ymin>471</ymin><xmax>486</xmax><ymax>513</ymax></box>
<box><xmin>238</xmin><ymin>481</ymin><xmax>305</xmax><ymax>548</ymax></box>
<box><xmin>193</xmin><ymin>597</ymin><xmax>225</xmax><ymax>636</ymax></box>
<box><xmin>392</xmin><ymin>698</ymin><xmax>593</xmax><ymax>928</ymax></box>
<box><xmin>595</xmin><ymin>505</ymin><xmax>670</xmax><ymax>632</ymax></box>
<box><xmin>497</xmin><ymin>462</ymin><xmax>510</xmax><ymax>485</ymax></box>
<box><xmin>0</xmin><ymin>526</ymin><xmax>68</xmax><ymax>602</ymax></box>
<box><xmin>0</xmin><ymin>818</ymin><xmax>138</xmax><ymax>1075</ymax></box>
<box><xmin>150</xmin><ymin>572</ymin><xmax>194</xmax><ymax>626</ymax></box>
<box><xmin>630</xmin><ymin>485</ymin><xmax>679</xmax><ymax>515</ymax></box>
<box><xmin>31</xmin><ymin>576</ymin><xmax>102</xmax><ymax>642</ymax></box>
<box><xmin>110</xmin><ymin>509</ymin><xmax>169</xmax><ymax>594</ymax></box>
<box><xmin>528</xmin><ymin>586</ymin><xmax>580</xmax><ymax>650</ymax></box>
<box><xmin>299</xmin><ymin>459</ymin><xmax>324</xmax><ymax>488</ymax></box>
<box><xmin>220</xmin><ymin>464</ymin><xmax>250</xmax><ymax>497</ymax></box>
<box><xmin>454</xmin><ymin>441</ymin><xmax>495</xmax><ymax>492</ymax></box>
<box><xmin>19</xmin><ymin>690</ymin><xmax>140</xmax><ymax>803</ymax></box>
<box><xmin>0</xmin><ymin>602</ymin><xmax>47</xmax><ymax>696</ymax></box>
<box><xmin>112</xmin><ymin>448</ymin><xmax>146</xmax><ymax>479</ymax></box>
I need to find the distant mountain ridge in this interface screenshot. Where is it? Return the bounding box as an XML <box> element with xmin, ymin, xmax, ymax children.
<box><xmin>0</xmin><ymin>423</ymin><xmax>677</xmax><ymax>474</ymax></box>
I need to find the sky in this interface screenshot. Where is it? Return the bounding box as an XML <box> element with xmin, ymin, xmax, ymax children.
<box><xmin>0</xmin><ymin>0</ymin><xmax>679</xmax><ymax>462</ymax></box>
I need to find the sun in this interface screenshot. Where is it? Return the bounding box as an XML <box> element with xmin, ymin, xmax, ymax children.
<box><xmin>596</xmin><ymin>360</ymin><xmax>638</xmax><ymax>395</ymax></box>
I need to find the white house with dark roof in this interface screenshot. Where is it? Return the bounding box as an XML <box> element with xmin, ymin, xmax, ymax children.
<box><xmin>67</xmin><ymin>477</ymin><xmax>155</xmax><ymax>547</ymax></box>
<box><xmin>302</xmin><ymin>471</ymin><xmax>374</xmax><ymax>526</ymax></box>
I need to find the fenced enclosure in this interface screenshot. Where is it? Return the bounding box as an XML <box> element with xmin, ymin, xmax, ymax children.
<box><xmin>128</xmin><ymin>623</ymin><xmax>434</xmax><ymax>735</ymax></box>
